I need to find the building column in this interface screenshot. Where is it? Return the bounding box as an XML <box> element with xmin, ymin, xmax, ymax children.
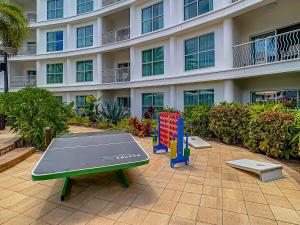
<box><xmin>223</xmin><ymin>17</ymin><xmax>234</xmax><ymax>69</ymax></box>
<box><xmin>130</xmin><ymin>47</ymin><xmax>136</xmax><ymax>81</ymax></box>
<box><xmin>169</xmin><ymin>37</ymin><xmax>176</xmax><ymax>75</ymax></box>
<box><xmin>129</xmin><ymin>5</ymin><xmax>136</xmax><ymax>38</ymax></box>
<box><xmin>169</xmin><ymin>85</ymin><xmax>176</xmax><ymax>108</ymax></box>
<box><xmin>66</xmin><ymin>58</ymin><xmax>71</xmax><ymax>85</ymax></box>
<box><xmin>36</xmin><ymin>61</ymin><xmax>42</xmax><ymax>86</ymax></box>
<box><xmin>96</xmin><ymin>53</ymin><xmax>102</xmax><ymax>84</ymax></box>
<box><xmin>66</xmin><ymin>24</ymin><xmax>73</xmax><ymax>51</ymax></box>
<box><xmin>36</xmin><ymin>0</ymin><xmax>41</xmax><ymax>22</ymax></box>
<box><xmin>130</xmin><ymin>88</ymin><xmax>137</xmax><ymax>117</ymax></box>
<box><xmin>96</xmin><ymin>17</ymin><xmax>103</xmax><ymax>46</ymax></box>
<box><xmin>169</xmin><ymin>0</ymin><xmax>177</xmax><ymax>26</ymax></box>
<box><xmin>224</xmin><ymin>80</ymin><xmax>234</xmax><ymax>103</ymax></box>
<box><xmin>66</xmin><ymin>92</ymin><xmax>71</xmax><ymax>104</ymax></box>
<box><xmin>36</xmin><ymin>28</ymin><xmax>41</xmax><ymax>54</ymax></box>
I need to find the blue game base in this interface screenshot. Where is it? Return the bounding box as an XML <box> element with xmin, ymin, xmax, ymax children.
<box><xmin>171</xmin><ymin>156</ymin><xmax>189</xmax><ymax>168</ymax></box>
<box><xmin>153</xmin><ymin>144</ymin><xmax>168</xmax><ymax>154</ymax></box>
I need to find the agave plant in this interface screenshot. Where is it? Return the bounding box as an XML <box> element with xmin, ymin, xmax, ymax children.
<box><xmin>99</xmin><ymin>101</ymin><xmax>128</xmax><ymax>125</ymax></box>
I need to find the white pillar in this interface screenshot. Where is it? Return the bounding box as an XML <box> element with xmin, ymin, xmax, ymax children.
<box><xmin>169</xmin><ymin>37</ymin><xmax>176</xmax><ymax>75</ymax></box>
<box><xmin>223</xmin><ymin>18</ymin><xmax>234</xmax><ymax>69</ymax></box>
<box><xmin>130</xmin><ymin>88</ymin><xmax>136</xmax><ymax>117</ymax></box>
<box><xmin>130</xmin><ymin>5</ymin><xmax>136</xmax><ymax>38</ymax></box>
<box><xmin>36</xmin><ymin>60</ymin><xmax>42</xmax><ymax>86</ymax></box>
<box><xmin>66</xmin><ymin>24</ymin><xmax>73</xmax><ymax>51</ymax></box>
<box><xmin>36</xmin><ymin>28</ymin><xmax>41</xmax><ymax>54</ymax></box>
<box><xmin>66</xmin><ymin>58</ymin><xmax>71</xmax><ymax>85</ymax></box>
<box><xmin>96</xmin><ymin>17</ymin><xmax>103</xmax><ymax>46</ymax></box>
<box><xmin>36</xmin><ymin>0</ymin><xmax>41</xmax><ymax>22</ymax></box>
<box><xmin>169</xmin><ymin>85</ymin><xmax>176</xmax><ymax>108</ymax></box>
<box><xmin>66</xmin><ymin>92</ymin><xmax>71</xmax><ymax>104</ymax></box>
<box><xmin>130</xmin><ymin>47</ymin><xmax>136</xmax><ymax>81</ymax></box>
<box><xmin>96</xmin><ymin>53</ymin><xmax>102</xmax><ymax>84</ymax></box>
<box><xmin>224</xmin><ymin>80</ymin><xmax>234</xmax><ymax>103</ymax></box>
<box><xmin>169</xmin><ymin>0</ymin><xmax>177</xmax><ymax>26</ymax></box>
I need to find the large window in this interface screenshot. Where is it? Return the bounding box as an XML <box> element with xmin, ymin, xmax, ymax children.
<box><xmin>251</xmin><ymin>90</ymin><xmax>300</xmax><ymax>109</ymax></box>
<box><xmin>142</xmin><ymin>47</ymin><xmax>164</xmax><ymax>76</ymax></box>
<box><xmin>47</xmin><ymin>63</ymin><xmax>63</xmax><ymax>84</ymax></box>
<box><xmin>77</xmin><ymin>0</ymin><xmax>93</xmax><ymax>14</ymax></box>
<box><xmin>184</xmin><ymin>0</ymin><xmax>213</xmax><ymax>20</ymax></box>
<box><xmin>142</xmin><ymin>93</ymin><xmax>164</xmax><ymax>119</ymax></box>
<box><xmin>117</xmin><ymin>97</ymin><xmax>130</xmax><ymax>109</ymax></box>
<box><xmin>184</xmin><ymin>89</ymin><xmax>214</xmax><ymax>107</ymax></box>
<box><xmin>47</xmin><ymin>31</ymin><xmax>63</xmax><ymax>52</ymax></box>
<box><xmin>76</xmin><ymin>96</ymin><xmax>87</xmax><ymax>109</ymax></box>
<box><xmin>142</xmin><ymin>2</ymin><xmax>164</xmax><ymax>34</ymax></box>
<box><xmin>76</xmin><ymin>60</ymin><xmax>93</xmax><ymax>82</ymax></box>
<box><xmin>77</xmin><ymin>25</ymin><xmax>93</xmax><ymax>48</ymax></box>
<box><xmin>47</xmin><ymin>0</ymin><xmax>63</xmax><ymax>20</ymax></box>
<box><xmin>185</xmin><ymin>33</ymin><xmax>215</xmax><ymax>71</ymax></box>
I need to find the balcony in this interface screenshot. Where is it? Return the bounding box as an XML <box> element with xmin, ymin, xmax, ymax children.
<box><xmin>233</xmin><ymin>29</ymin><xmax>300</xmax><ymax>68</ymax></box>
<box><xmin>102</xmin><ymin>27</ymin><xmax>130</xmax><ymax>45</ymax></box>
<box><xmin>102</xmin><ymin>0</ymin><xmax>122</xmax><ymax>7</ymax></box>
<box><xmin>18</xmin><ymin>43</ymin><xmax>36</xmax><ymax>55</ymax></box>
<box><xmin>10</xmin><ymin>75</ymin><xmax>36</xmax><ymax>88</ymax></box>
<box><xmin>25</xmin><ymin>12</ymin><xmax>37</xmax><ymax>22</ymax></box>
<box><xmin>102</xmin><ymin>67</ymin><xmax>130</xmax><ymax>84</ymax></box>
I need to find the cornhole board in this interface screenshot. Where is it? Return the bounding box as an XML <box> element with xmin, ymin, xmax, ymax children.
<box><xmin>227</xmin><ymin>159</ymin><xmax>283</xmax><ymax>182</ymax></box>
<box><xmin>184</xmin><ymin>136</ymin><xmax>211</xmax><ymax>149</ymax></box>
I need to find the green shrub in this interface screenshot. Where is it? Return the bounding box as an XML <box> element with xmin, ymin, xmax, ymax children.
<box><xmin>95</xmin><ymin>121</ymin><xmax>116</xmax><ymax>130</ymax></box>
<box><xmin>99</xmin><ymin>101</ymin><xmax>128</xmax><ymax>125</ymax></box>
<box><xmin>68</xmin><ymin>115</ymin><xmax>92</xmax><ymax>127</ymax></box>
<box><xmin>116</xmin><ymin>118</ymin><xmax>134</xmax><ymax>133</ymax></box>
<box><xmin>3</xmin><ymin>88</ymin><xmax>72</xmax><ymax>150</ymax></box>
<box><xmin>183</xmin><ymin>105</ymin><xmax>211</xmax><ymax>137</ymax></box>
<box><xmin>247</xmin><ymin>109</ymin><xmax>296</xmax><ymax>159</ymax></box>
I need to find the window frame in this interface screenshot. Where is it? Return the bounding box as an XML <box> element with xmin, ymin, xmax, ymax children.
<box><xmin>46</xmin><ymin>63</ymin><xmax>63</xmax><ymax>84</ymax></box>
<box><xmin>184</xmin><ymin>89</ymin><xmax>215</xmax><ymax>107</ymax></box>
<box><xmin>77</xmin><ymin>0</ymin><xmax>94</xmax><ymax>14</ymax></box>
<box><xmin>184</xmin><ymin>0</ymin><xmax>213</xmax><ymax>21</ymax></box>
<box><xmin>47</xmin><ymin>0</ymin><xmax>63</xmax><ymax>20</ymax></box>
<box><xmin>47</xmin><ymin>31</ymin><xmax>63</xmax><ymax>52</ymax></box>
<box><xmin>76</xmin><ymin>60</ymin><xmax>93</xmax><ymax>82</ymax></box>
<box><xmin>77</xmin><ymin>25</ymin><xmax>94</xmax><ymax>48</ymax></box>
<box><xmin>142</xmin><ymin>46</ymin><xmax>164</xmax><ymax>76</ymax></box>
<box><xmin>142</xmin><ymin>2</ymin><xmax>164</xmax><ymax>34</ymax></box>
<box><xmin>142</xmin><ymin>92</ymin><xmax>164</xmax><ymax>119</ymax></box>
<box><xmin>76</xmin><ymin>96</ymin><xmax>87</xmax><ymax>109</ymax></box>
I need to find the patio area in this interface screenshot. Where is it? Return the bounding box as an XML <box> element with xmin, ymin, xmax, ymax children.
<box><xmin>0</xmin><ymin>128</ymin><xmax>300</xmax><ymax>225</ymax></box>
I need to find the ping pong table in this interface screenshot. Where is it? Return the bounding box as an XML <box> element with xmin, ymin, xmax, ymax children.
<box><xmin>32</xmin><ymin>132</ymin><xmax>150</xmax><ymax>201</ymax></box>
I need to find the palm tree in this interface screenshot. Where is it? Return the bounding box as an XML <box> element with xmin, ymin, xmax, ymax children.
<box><xmin>0</xmin><ymin>0</ymin><xmax>28</xmax><ymax>93</ymax></box>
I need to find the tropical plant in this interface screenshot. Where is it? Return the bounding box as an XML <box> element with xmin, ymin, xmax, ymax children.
<box><xmin>0</xmin><ymin>0</ymin><xmax>28</xmax><ymax>93</ymax></box>
<box><xmin>83</xmin><ymin>95</ymin><xmax>102</xmax><ymax>122</ymax></box>
<box><xmin>158</xmin><ymin>107</ymin><xmax>181</xmax><ymax>114</ymax></box>
<box><xmin>3</xmin><ymin>88</ymin><xmax>72</xmax><ymax>150</ymax></box>
<box><xmin>99</xmin><ymin>101</ymin><xmax>128</xmax><ymax>125</ymax></box>
<box><xmin>130</xmin><ymin>117</ymin><xmax>152</xmax><ymax>137</ymax></box>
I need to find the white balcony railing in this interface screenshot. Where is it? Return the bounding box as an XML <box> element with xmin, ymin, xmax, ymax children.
<box><xmin>10</xmin><ymin>75</ymin><xmax>36</xmax><ymax>88</ymax></box>
<box><xmin>233</xmin><ymin>29</ymin><xmax>300</xmax><ymax>68</ymax></box>
<box><xmin>25</xmin><ymin>12</ymin><xmax>37</xmax><ymax>22</ymax></box>
<box><xmin>102</xmin><ymin>67</ymin><xmax>130</xmax><ymax>84</ymax></box>
<box><xmin>102</xmin><ymin>0</ymin><xmax>122</xmax><ymax>7</ymax></box>
<box><xmin>102</xmin><ymin>27</ymin><xmax>130</xmax><ymax>45</ymax></box>
<box><xmin>18</xmin><ymin>43</ymin><xmax>36</xmax><ymax>55</ymax></box>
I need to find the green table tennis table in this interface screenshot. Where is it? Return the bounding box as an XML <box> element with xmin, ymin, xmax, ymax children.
<box><xmin>32</xmin><ymin>132</ymin><xmax>150</xmax><ymax>201</ymax></box>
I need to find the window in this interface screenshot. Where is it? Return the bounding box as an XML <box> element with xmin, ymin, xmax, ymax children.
<box><xmin>76</xmin><ymin>60</ymin><xmax>93</xmax><ymax>82</ymax></box>
<box><xmin>47</xmin><ymin>0</ymin><xmax>63</xmax><ymax>20</ymax></box>
<box><xmin>142</xmin><ymin>47</ymin><xmax>164</xmax><ymax>76</ymax></box>
<box><xmin>142</xmin><ymin>93</ymin><xmax>164</xmax><ymax>119</ymax></box>
<box><xmin>77</xmin><ymin>25</ymin><xmax>93</xmax><ymax>48</ymax></box>
<box><xmin>184</xmin><ymin>89</ymin><xmax>214</xmax><ymax>107</ymax></box>
<box><xmin>76</xmin><ymin>96</ymin><xmax>87</xmax><ymax>109</ymax></box>
<box><xmin>251</xmin><ymin>90</ymin><xmax>300</xmax><ymax>109</ymax></box>
<box><xmin>47</xmin><ymin>63</ymin><xmax>63</xmax><ymax>84</ymax></box>
<box><xmin>47</xmin><ymin>31</ymin><xmax>63</xmax><ymax>52</ymax></box>
<box><xmin>184</xmin><ymin>0</ymin><xmax>213</xmax><ymax>20</ymax></box>
<box><xmin>77</xmin><ymin>0</ymin><xmax>93</xmax><ymax>14</ymax></box>
<box><xmin>142</xmin><ymin>2</ymin><xmax>164</xmax><ymax>34</ymax></box>
<box><xmin>117</xmin><ymin>97</ymin><xmax>130</xmax><ymax>109</ymax></box>
<box><xmin>27</xmin><ymin>70</ymin><xmax>36</xmax><ymax>76</ymax></box>
<box><xmin>185</xmin><ymin>33</ymin><xmax>215</xmax><ymax>71</ymax></box>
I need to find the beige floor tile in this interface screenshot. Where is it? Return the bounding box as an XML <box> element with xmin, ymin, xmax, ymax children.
<box><xmin>222</xmin><ymin>180</ymin><xmax>241</xmax><ymax>190</ymax></box>
<box><xmin>184</xmin><ymin>183</ymin><xmax>203</xmax><ymax>194</ymax></box>
<box><xmin>112</xmin><ymin>191</ymin><xmax>138</xmax><ymax>205</ymax></box>
<box><xmin>0</xmin><ymin>192</ymin><xmax>28</xmax><ymax>208</ymax></box>
<box><xmin>80</xmin><ymin>198</ymin><xmax>109</xmax><ymax>215</ymax></box>
<box><xmin>2</xmin><ymin>214</ymin><xmax>35</xmax><ymax>225</ymax></box>
<box><xmin>197</xmin><ymin>207</ymin><xmax>222</xmax><ymax>224</ymax></box>
<box><xmin>173</xmin><ymin>203</ymin><xmax>198</xmax><ymax>220</ymax></box>
<box><xmin>180</xmin><ymin>192</ymin><xmax>201</xmax><ymax>206</ymax></box>
<box><xmin>243</xmin><ymin>191</ymin><xmax>267</xmax><ymax>204</ymax></box>
<box><xmin>9</xmin><ymin>180</ymin><xmax>36</xmax><ymax>192</ymax></box>
<box><xmin>202</xmin><ymin>186</ymin><xmax>222</xmax><ymax>198</ymax></box>
<box><xmin>263</xmin><ymin>194</ymin><xmax>293</xmax><ymax>209</ymax></box>
<box><xmin>0</xmin><ymin>209</ymin><xmax>19</xmax><ymax>224</ymax></box>
<box><xmin>200</xmin><ymin>195</ymin><xmax>222</xmax><ymax>209</ymax></box>
<box><xmin>289</xmin><ymin>199</ymin><xmax>300</xmax><ymax>211</ymax></box>
<box><xmin>160</xmin><ymin>189</ymin><xmax>182</xmax><ymax>202</ymax></box>
<box><xmin>248</xmin><ymin>216</ymin><xmax>277</xmax><ymax>225</ymax></box>
<box><xmin>166</xmin><ymin>179</ymin><xmax>186</xmax><ymax>191</ymax></box>
<box><xmin>240</xmin><ymin>183</ymin><xmax>261</xmax><ymax>192</ymax></box>
<box><xmin>188</xmin><ymin>176</ymin><xmax>205</xmax><ymax>185</ymax></box>
<box><xmin>87</xmin><ymin>216</ymin><xmax>115</xmax><ymax>225</ymax></box>
<box><xmin>23</xmin><ymin>201</ymin><xmax>58</xmax><ymax>219</ymax></box>
<box><xmin>223</xmin><ymin>211</ymin><xmax>250</xmax><ymax>225</ymax></box>
<box><xmin>143</xmin><ymin>212</ymin><xmax>170</xmax><ymax>225</ymax></box>
<box><xmin>118</xmin><ymin>207</ymin><xmax>148</xmax><ymax>225</ymax></box>
<box><xmin>169</xmin><ymin>216</ymin><xmax>196</xmax><ymax>225</ymax></box>
<box><xmin>131</xmin><ymin>194</ymin><xmax>158</xmax><ymax>210</ymax></box>
<box><xmin>40</xmin><ymin>206</ymin><xmax>75</xmax><ymax>225</ymax></box>
<box><xmin>59</xmin><ymin>211</ymin><xmax>93</xmax><ymax>225</ymax></box>
<box><xmin>0</xmin><ymin>189</ymin><xmax>15</xmax><ymax>200</ymax></box>
<box><xmin>30</xmin><ymin>220</ymin><xmax>50</xmax><ymax>225</ymax></box>
<box><xmin>245</xmin><ymin>202</ymin><xmax>274</xmax><ymax>219</ymax></box>
<box><xmin>222</xmin><ymin>188</ymin><xmax>244</xmax><ymax>200</ymax></box>
<box><xmin>151</xmin><ymin>198</ymin><xmax>176</xmax><ymax>215</ymax></box>
<box><xmin>223</xmin><ymin>199</ymin><xmax>247</xmax><ymax>214</ymax></box>
<box><xmin>98</xmin><ymin>202</ymin><xmax>128</xmax><ymax>220</ymax></box>
<box><xmin>260</xmin><ymin>186</ymin><xmax>284</xmax><ymax>197</ymax></box>
<box><xmin>204</xmin><ymin>178</ymin><xmax>221</xmax><ymax>187</ymax></box>
<box><xmin>270</xmin><ymin>205</ymin><xmax>300</xmax><ymax>224</ymax></box>
<box><xmin>8</xmin><ymin>197</ymin><xmax>43</xmax><ymax>213</ymax></box>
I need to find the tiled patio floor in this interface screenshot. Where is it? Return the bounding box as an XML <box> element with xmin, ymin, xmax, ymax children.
<box><xmin>0</xmin><ymin>132</ymin><xmax>300</xmax><ymax>224</ymax></box>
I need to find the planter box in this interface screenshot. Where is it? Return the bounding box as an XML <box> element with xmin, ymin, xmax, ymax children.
<box><xmin>0</xmin><ymin>114</ymin><xmax>6</xmax><ymax>130</ymax></box>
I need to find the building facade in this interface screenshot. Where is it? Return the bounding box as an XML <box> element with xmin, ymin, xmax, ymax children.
<box><xmin>1</xmin><ymin>0</ymin><xmax>300</xmax><ymax>117</ymax></box>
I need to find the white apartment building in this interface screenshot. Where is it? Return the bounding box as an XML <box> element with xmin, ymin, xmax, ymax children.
<box><xmin>1</xmin><ymin>0</ymin><xmax>300</xmax><ymax>118</ymax></box>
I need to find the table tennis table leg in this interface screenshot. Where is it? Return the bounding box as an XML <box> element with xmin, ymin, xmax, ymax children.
<box><xmin>61</xmin><ymin>177</ymin><xmax>72</xmax><ymax>201</ymax></box>
<box><xmin>116</xmin><ymin>170</ymin><xmax>129</xmax><ymax>188</ymax></box>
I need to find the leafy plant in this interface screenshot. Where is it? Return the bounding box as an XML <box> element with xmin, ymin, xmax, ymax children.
<box><xmin>99</xmin><ymin>101</ymin><xmax>128</xmax><ymax>125</ymax></box>
<box><xmin>130</xmin><ymin>117</ymin><xmax>152</xmax><ymax>137</ymax></box>
<box><xmin>83</xmin><ymin>95</ymin><xmax>102</xmax><ymax>122</ymax></box>
<box><xmin>158</xmin><ymin>107</ymin><xmax>181</xmax><ymax>114</ymax></box>
<box><xmin>143</xmin><ymin>106</ymin><xmax>154</xmax><ymax>119</ymax></box>
<box><xmin>3</xmin><ymin>88</ymin><xmax>72</xmax><ymax>150</ymax></box>
<box><xmin>68</xmin><ymin>114</ymin><xmax>92</xmax><ymax>127</ymax></box>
